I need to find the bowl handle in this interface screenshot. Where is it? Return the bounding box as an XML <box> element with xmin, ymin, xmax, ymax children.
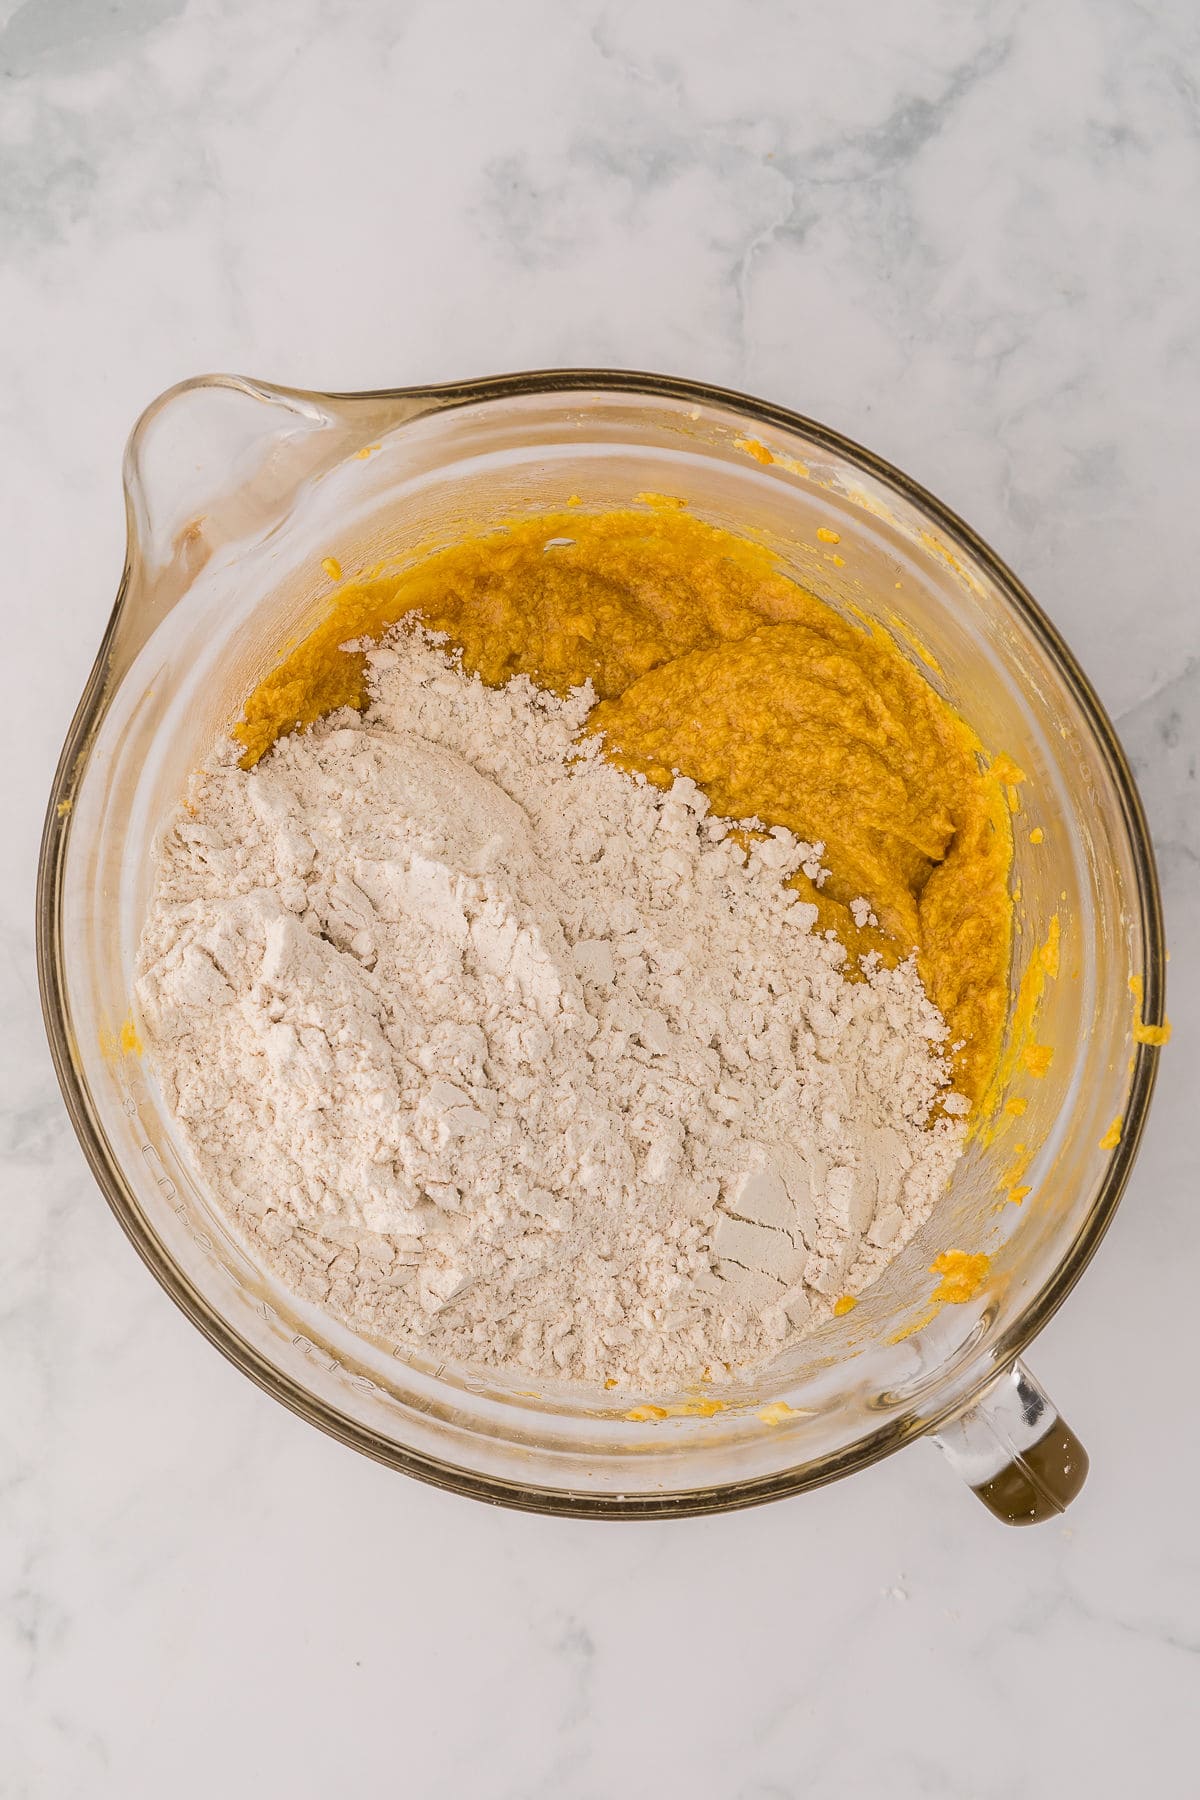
<box><xmin>933</xmin><ymin>1359</ymin><xmax>1089</xmax><ymax>1525</ymax></box>
<box><xmin>122</xmin><ymin>374</ymin><xmax>432</xmax><ymax>587</ymax></box>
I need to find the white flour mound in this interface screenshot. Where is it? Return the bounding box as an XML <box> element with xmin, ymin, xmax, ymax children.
<box><xmin>135</xmin><ymin>627</ymin><xmax>967</xmax><ymax>1387</ymax></box>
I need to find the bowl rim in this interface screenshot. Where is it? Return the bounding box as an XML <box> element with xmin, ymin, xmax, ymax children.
<box><xmin>36</xmin><ymin>366</ymin><xmax>1166</xmax><ymax>1517</ymax></box>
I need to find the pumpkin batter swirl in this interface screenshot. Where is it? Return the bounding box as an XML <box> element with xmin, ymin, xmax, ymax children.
<box><xmin>235</xmin><ymin>508</ymin><xmax>1012</xmax><ymax>1101</ymax></box>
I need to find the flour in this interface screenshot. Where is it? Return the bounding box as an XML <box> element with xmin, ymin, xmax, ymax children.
<box><xmin>135</xmin><ymin>626</ymin><xmax>966</xmax><ymax>1388</ymax></box>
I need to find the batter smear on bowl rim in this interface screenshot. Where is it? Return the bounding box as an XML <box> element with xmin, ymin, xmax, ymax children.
<box><xmin>134</xmin><ymin>508</ymin><xmax>1014</xmax><ymax>1388</ymax></box>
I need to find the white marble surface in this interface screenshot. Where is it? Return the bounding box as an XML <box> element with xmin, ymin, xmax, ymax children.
<box><xmin>3</xmin><ymin>0</ymin><xmax>1198</xmax><ymax>1793</ymax></box>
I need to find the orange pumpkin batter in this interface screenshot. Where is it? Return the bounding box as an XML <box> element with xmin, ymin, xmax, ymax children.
<box><xmin>235</xmin><ymin>508</ymin><xmax>1013</xmax><ymax>1102</ymax></box>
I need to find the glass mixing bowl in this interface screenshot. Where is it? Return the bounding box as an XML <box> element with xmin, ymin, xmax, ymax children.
<box><xmin>37</xmin><ymin>370</ymin><xmax>1166</xmax><ymax>1523</ymax></box>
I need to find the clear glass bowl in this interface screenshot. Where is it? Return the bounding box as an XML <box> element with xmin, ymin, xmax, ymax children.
<box><xmin>37</xmin><ymin>370</ymin><xmax>1166</xmax><ymax>1521</ymax></box>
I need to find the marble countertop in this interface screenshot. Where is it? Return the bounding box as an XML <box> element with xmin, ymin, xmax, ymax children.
<box><xmin>4</xmin><ymin>1</ymin><xmax>1197</xmax><ymax>1794</ymax></box>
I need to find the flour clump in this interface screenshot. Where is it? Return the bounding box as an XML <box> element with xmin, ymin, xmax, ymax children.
<box><xmin>135</xmin><ymin>626</ymin><xmax>965</xmax><ymax>1387</ymax></box>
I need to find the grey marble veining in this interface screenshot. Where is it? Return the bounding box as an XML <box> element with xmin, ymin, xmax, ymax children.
<box><xmin>2</xmin><ymin>1</ymin><xmax>1197</xmax><ymax>1795</ymax></box>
